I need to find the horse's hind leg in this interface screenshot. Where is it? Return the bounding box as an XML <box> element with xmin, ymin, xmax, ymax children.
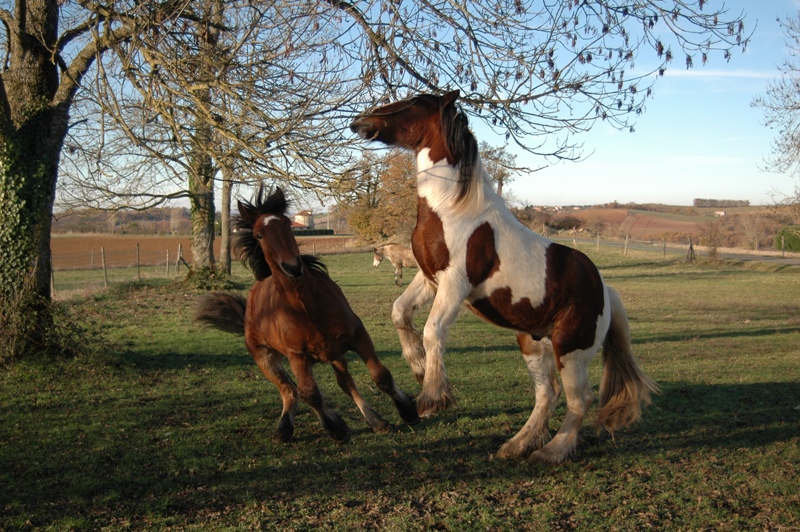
<box><xmin>392</xmin><ymin>271</ymin><xmax>436</xmax><ymax>384</ymax></box>
<box><xmin>497</xmin><ymin>334</ymin><xmax>561</xmax><ymax>461</ymax></box>
<box><xmin>352</xmin><ymin>325</ymin><xmax>420</xmax><ymax>426</ymax></box>
<box><xmin>250</xmin><ymin>348</ymin><xmax>299</xmax><ymax>443</ymax></box>
<box><xmin>330</xmin><ymin>358</ymin><xmax>392</xmax><ymax>433</ymax></box>
<box><xmin>288</xmin><ymin>355</ymin><xmax>351</xmax><ymax>443</ymax></box>
<box><xmin>531</xmin><ymin>346</ymin><xmax>595</xmax><ymax>464</ymax></box>
<box><xmin>394</xmin><ymin>264</ymin><xmax>403</xmax><ymax>286</ymax></box>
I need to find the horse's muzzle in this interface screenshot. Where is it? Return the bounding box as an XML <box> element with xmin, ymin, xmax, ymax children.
<box><xmin>281</xmin><ymin>260</ymin><xmax>304</xmax><ymax>279</ymax></box>
<box><xmin>349</xmin><ymin>116</ymin><xmax>378</xmax><ymax>140</ymax></box>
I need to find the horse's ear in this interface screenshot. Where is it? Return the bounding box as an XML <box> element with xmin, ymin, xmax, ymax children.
<box><xmin>237</xmin><ymin>200</ymin><xmax>258</xmax><ymax>226</ymax></box>
<box><xmin>272</xmin><ymin>187</ymin><xmax>289</xmax><ymax>214</ymax></box>
<box><xmin>442</xmin><ymin>90</ymin><xmax>460</xmax><ymax>107</ymax></box>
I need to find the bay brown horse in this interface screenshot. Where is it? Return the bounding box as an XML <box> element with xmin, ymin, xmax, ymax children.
<box><xmin>373</xmin><ymin>243</ymin><xmax>418</xmax><ymax>286</ymax></box>
<box><xmin>351</xmin><ymin>91</ymin><xmax>658</xmax><ymax>463</ymax></box>
<box><xmin>195</xmin><ymin>186</ymin><xmax>419</xmax><ymax>443</ymax></box>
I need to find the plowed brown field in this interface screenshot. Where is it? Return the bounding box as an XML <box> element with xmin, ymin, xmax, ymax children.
<box><xmin>51</xmin><ymin>234</ymin><xmax>360</xmax><ymax>271</ymax></box>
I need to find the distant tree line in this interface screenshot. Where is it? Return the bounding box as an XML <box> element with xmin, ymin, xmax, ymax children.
<box><xmin>53</xmin><ymin>208</ymin><xmax>192</xmax><ymax>235</ymax></box>
<box><xmin>693</xmin><ymin>199</ymin><xmax>751</xmax><ymax>208</ymax></box>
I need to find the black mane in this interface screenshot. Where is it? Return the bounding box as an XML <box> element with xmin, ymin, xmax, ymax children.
<box><xmin>232</xmin><ymin>185</ymin><xmax>328</xmax><ymax>281</ymax></box>
<box><xmin>440</xmin><ymin>101</ymin><xmax>479</xmax><ymax>203</ymax></box>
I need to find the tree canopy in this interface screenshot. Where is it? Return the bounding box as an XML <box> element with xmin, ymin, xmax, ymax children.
<box><xmin>57</xmin><ymin>0</ymin><xmax>751</xmax><ymax>211</ymax></box>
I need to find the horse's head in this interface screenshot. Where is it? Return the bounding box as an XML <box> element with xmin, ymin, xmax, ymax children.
<box><xmin>234</xmin><ymin>186</ymin><xmax>304</xmax><ymax>280</ymax></box>
<box><xmin>350</xmin><ymin>90</ymin><xmax>460</xmax><ymax>158</ymax></box>
<box><xmin>351</xmin><ymin>90</ymin><xmax>478</xmax><ymax>205</ymax></box>
<box><xmin>372</xmin><ymin>247</ymin><xmax>383</xmax><ymax>268</ymax></box>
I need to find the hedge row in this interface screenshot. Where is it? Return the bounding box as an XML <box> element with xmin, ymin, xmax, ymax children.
<box><xmin>775</xmin><ymin>225</ymin><xmax>800</xmax><ymax>252</ymax></box>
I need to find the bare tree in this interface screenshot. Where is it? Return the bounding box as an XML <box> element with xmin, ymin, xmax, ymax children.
<box><xmin>753</xmin><ymin>14</ymin><xmax>800</xmax><ymax>222</ymax></box>
<box><xmin>479</xmin><ymin>142</ymin><xmax>526</xmax><ymax>198</ymax></box>
<box><xmin>59</xmin><ymin>2</ymin><xmax>359</xmax><ymax>269</ymax></box>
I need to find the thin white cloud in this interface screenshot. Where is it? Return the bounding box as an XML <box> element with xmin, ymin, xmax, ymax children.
<box><xmin>661</xmin><ymin>69</ymin><xmax>776</xmax><ymax>80</ymax></box>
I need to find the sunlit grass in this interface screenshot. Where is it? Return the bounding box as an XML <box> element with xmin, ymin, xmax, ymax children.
<box><xmin>1</xmin><ymin>252</ymin><xmax>798</xmax><ymax>529</ymax></box>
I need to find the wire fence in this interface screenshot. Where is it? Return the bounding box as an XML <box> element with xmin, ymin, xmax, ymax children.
<box><xmin>51</xmin><ymin>242</ymin><xmax>197</xmax><ymax>297</ymax></box>
<box><xmin>51</xmin><ymin>235</ymin><xmax>708</xmax><ymax>299</ymax></box>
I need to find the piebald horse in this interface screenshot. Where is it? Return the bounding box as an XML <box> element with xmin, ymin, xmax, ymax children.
<box><xmin>195</xmin><ymin>186</ymin><xmax>419</xmax><ymax>443</ymax></box>
<box><xmin>350</xmin><ymin>91</ymin><xmax>658</xmax><ymax>463</ymax></box>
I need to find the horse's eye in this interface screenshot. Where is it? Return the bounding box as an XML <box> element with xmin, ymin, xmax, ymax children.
<box><xmin>256</xmin><ymin>234</ymin><xmax>263</xmax><ymax>240</ymax></box>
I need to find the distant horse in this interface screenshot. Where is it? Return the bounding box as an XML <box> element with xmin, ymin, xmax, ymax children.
<box><xmin>195</xmin><ymin>186</ymin><xmax>419</xmax><ymax>443</ymax></box>
<box><xmin>351</xmin><ymin>91</ymin><xmax>658</xmax><ymax>463</ymax></box>
<box><xmin>373</xmin><ymin>243</ymin><xmax>418</xmax><ymax>286</ymax></box>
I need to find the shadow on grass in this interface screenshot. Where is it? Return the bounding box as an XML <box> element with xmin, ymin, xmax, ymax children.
<box><xmin>1</xmin><ymin>378</ymin><xmax>797</xmax><ymax>527</ymax></box>
<box><xmin>121</xmin><ymin>350</ymin><xmax>254</xmax><ymax>371</ymax></box>
<box><xmin>633</xmin><ymin>380</ymin><xmax>800</xmax><ymax>452</ymax></box>
<box><xmin>634</xmin><ymin>326</ymin><xmax>800</xmax><ymax>344</ymax></box>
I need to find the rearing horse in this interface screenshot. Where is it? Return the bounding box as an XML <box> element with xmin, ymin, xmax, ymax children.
<box><xmin>195</xmin><ymin>186</ymin><xmax>419</xmax><ymax>443</ymax></box>
<box><xmin>351</xmin><ymin>91</ymin><xmax>658</xmax><ymax>463</ymax></box>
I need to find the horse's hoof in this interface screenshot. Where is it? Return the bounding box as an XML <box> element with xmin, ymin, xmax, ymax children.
<box><xmin>496</xmin><ymin>442</ymin><xmax>523</xmax><ymax>461</ymax></box>
<box><xmin>528</xmin><ymin>447</ymin><xmax>570</xmax><ymax>464</ymax></box>
<box><xmin>416</xmin><ymin>389</ymin><xmax>455</xmax><ymax>417</ymax></box>
<box><xmin>271</xmin><ymin>427</ymin><xmax>294</xmax><ymax>444</ymax></box>
<box><xmin>417</xmin><ymin>400</ymin><xmax>450</xmax><ymax>418</ymax></box>
<box><xmin>394</xmin><ymin>395</ymin><xmax>421</xmax><ymax>425</ymax></box>
<box><xmin>401</xmin><ymin>406</ymin><xmax>421</xmax><ymax>426</ymax></box>
<box><xmin>372</xmin><ymin>420</ymin><xmax>394</xmax><ymax>434</ymax></box>
<box><xmin>327</xmin><ymin>419</ymin><xmax>352</xmax><ymax>443</ymax></box>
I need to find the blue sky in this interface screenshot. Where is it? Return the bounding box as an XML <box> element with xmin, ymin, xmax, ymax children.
<box><xmin>498</xmin><ymin>0</ymin><xmax>800</xmax><ymax>207</ymax></box>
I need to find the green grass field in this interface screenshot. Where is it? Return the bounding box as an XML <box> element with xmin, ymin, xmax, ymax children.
<box><xmin>2</xmin><ymin>250</ymin><xmax>799</xmax><ymax>530</ymax></box>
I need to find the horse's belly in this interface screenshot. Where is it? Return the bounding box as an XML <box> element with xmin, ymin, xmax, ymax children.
<box><xmin>466</xmin><ymin>289</ymin><xmax>553</xmax><ymax>337</ymax></box>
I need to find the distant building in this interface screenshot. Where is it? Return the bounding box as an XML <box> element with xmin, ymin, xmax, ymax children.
<box><xmin>293</xmin><ymin>210</ymin><xmax>314</xmax><ymax>229</ymax></box>
<box><xmin>714</xmin><ymin>211</ymin><xmax>726</xmax><ymax>217</ymax></box>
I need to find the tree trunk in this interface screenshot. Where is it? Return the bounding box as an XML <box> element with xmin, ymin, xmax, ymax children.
<box><xmin>187</xmin><ymin>0</ymin><xmax>224</xmax><ymax>271</ymax></box>
<box><xmin>189</xmin><ymin>139</ymin><xmax>216</xmax><ymax>269</ymax></box>
<box><xmin>219</xmin><ymin>167</ymin><xmax>233</xmax><ymax>275</ymax></box>
<box><xmin>0</xmin><ymin>1</ymin><xmax>67</xmax><ymax>357</ymax></box>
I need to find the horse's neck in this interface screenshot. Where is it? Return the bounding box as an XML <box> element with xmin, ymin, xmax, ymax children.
<box><xmin>416</xmin><ymin>148</ymin><xmax>495</xmax><ymax>215</ymax></box>
<box><xmin>268</xmin><ymin>269</ymin><xmax>319</xmax><ymax>305</ymax></box>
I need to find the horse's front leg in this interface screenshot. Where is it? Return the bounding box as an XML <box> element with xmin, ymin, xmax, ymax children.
<box><xmin>287</xmin><ymin>354</ymin><xmax>351</xmax><ymax>443</ymax></box>
<box><xmin>416</xmin><ymin>280</ymin><xmax>468</xmax><ymax>417</ymax></box>
<box><xmin>349</xmin><ymin>325</ymin><xmax>420</xmax><ymax>426</ymax></box>
<box><xmin>330</xmin><ymin>357</ymin><xmax>392</xmax><ymax>434</ymax></box>
<box><xmin>391</xmin><ymin>271</ymin><xmax>436</xmax><ymax>384</ymax></box>
<box><xmin>394</xmin><ymin>264</ymin><xmax>403</xmax><ymax>286</ymax></box>
<box><xmin>249</xmin><ymin>347</ymin><xmax>298</xmax><ymax>443</ymax></box>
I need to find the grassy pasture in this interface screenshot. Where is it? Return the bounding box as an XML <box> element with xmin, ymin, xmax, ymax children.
<box><xmin>1</xmin><ymin>249</ymin><xmax>799</xmax><ymax>530</ymax></box>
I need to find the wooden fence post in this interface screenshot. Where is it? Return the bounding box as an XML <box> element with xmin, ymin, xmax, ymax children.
<box><xmin>782</xmin><ymin>235</ymin><xmax>786</xmax><ymax>257</ymax></box>
<box><xmin>175</xmin><ymin>244</ymin><xmax>183</xmax><ymax>276</ymax></box>
<box><xmin>596</xmin><ymin>233</ymin><xmax>600</xmax><ymax>252</ymax></box>
<box><xmin>166</xmin><ymin>249</ymin><xmax>170</xmax><ymax>277</ymax></box>
<box><xmin>101</xmin><ymin>246</ymin><xmax>109</xmax><ymax>287</ymax></box>
<box><xmin>136</xmin><ymin>243</ymin><xmax>141</xmax><ymax>282</ymax></box>
<box><xmin>624</xmin><ymin>235</ymin><xmax>629</xmax><ymax>256</ymax></box>
<box><xmin>684</xmin><ymin>238</ymin><xmax>696</xmax><ymax>264</ymax></box>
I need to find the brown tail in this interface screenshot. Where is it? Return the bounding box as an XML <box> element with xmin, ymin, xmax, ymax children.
<box><xmin>193</xmin><ymin>292</ymin><xmax>247</xmax><ymax>335</ymax></box>
<box><xmin>595</xmin><ymin>287</ymin><xmax>660</xmax><ymax>434</ymax></box>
